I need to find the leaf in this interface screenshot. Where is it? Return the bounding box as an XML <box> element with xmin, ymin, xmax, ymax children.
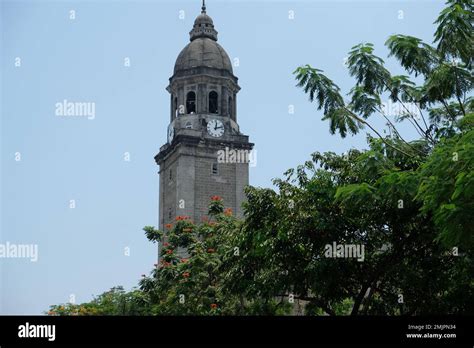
<box><xmin>347</xmin><ymin>43</ymin><xmax>391</xmax><ymax>94</ymax></box>
<box><xmin>385</xmin><ymin>35</ymin><xmax>438</xmax><ymax>76</ymax></box>
<box><xmin>294</xmin><ymin>65</ymin><xmax>362</xmax><ymax>137</ymax></box>
<box><xmin>434</xmin><ymin>0</ymin><xmax>473</xmax><ymax>65</ymax></box>
<box><xmin>348</xmin><ymin>86</ymin><xmax>382</xmax><ymax>119</ymax></box>
<box><xmin>422</xmin><ymin>63</ymin><xmax>473</xmax><ymax>104</ymax></box>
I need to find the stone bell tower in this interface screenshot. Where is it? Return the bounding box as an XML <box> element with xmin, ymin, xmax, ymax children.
<box><xmin>155</xmin><ymin>1</ymin><xmax>253</xmax><ymax>230</ymax></box>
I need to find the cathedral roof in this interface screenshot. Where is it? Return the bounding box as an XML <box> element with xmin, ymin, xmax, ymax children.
<box><xmin>173</xmin><ymin>1</ymin><xmax>233</xmax><ymax>75</ymax></box>
<box><xmin>174</xmin><ymin>38</ymin><xmax>233</xmax><ymax>74</ymax></box>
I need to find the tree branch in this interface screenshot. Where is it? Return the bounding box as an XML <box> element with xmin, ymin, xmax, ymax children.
<box><xmin>441</xmin><ymin>99</ymin><xmax>457</xmax><ymax>120</ymax></box>
<box><xmin>456</xmin><ymin>95</ymin><xmax>466</xmax><ymax>117</ymax></box>
<box><xmin>344</xmin><ymin>107</ymin><xmax>417</xmax><ymax>158</ymax></box>
<box><xmin>382</xmin><ymin>82</ymin><xmax>435</xmax><ymax>144</ymax></box>
<box><xmin>378</xmin><ymin>108</ymin><xmax>427</xmax><ymax>156</ymax></box>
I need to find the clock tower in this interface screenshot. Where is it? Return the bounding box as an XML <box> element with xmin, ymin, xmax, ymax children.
<box><xmin>155</xmin><ymin>1</ymin><xmax>253</xmax><ymax>231</ymax></box>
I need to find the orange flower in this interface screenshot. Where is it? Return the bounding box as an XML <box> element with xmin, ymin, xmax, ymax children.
<box><xmin>165</xmin><ymin>223</ymin><xmax>172</xmax><ymax>229</ymax></box>
<box><xmin>163</xmin><ymin>242</ymin><xmax>170</xmax><ymax>247</ymax></box>
<box><xmin>207</xmin><ymin>248</ymin><xmax>215</xmax><ymax>253</ymax></box>
<box><xmin>183</xmin><ymin>272</ymin><xmax>190</xmax><ymax>278</ymax></box>
<box><xmin>210</xmin><ymin>303</ymin><xmax>218</xmax><ymax>309</ymax></box>
<box><xmin>175</xmin><ymin>216</ymin><xmax>191</xmax><ymax>221</ymax></box>
<box><xmin>211</xmin><ymin>195</ymin><xmax>222</xmax><ymax>201</ymax></box>
<box><xmin>166</xmin><ymin>249</ymin><xmax>173</xmax><ymax>255</ymax></box>
<box><xmin>224</xmin><ymin>208</ymin><xmax>233</xmax><ymax>216</ymax></box>
<box><xmin>181</xmin><ymin>258</ymin><xmax>188</xmax><ymax>263</ymax></box>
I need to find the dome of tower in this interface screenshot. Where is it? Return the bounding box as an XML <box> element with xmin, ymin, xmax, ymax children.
<box><xmin>173</xmin><ymin>2</ymin><xmax>233</xmax><ymax>74</ymax></box>
<box><xmin>174</xmin><ymin>38</ymin><xmax>233</xmax><ymax>74</ymax></box>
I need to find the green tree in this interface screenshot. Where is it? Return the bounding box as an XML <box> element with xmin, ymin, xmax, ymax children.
<box><xmin>221</xmin><ymin>145</ymin><xmax>472</xmax><ymax>315</ymax></box>
<box><xmin>417</xmin><ymin>114</ymin><xmax>474</xmax><ymax>248</ymax></box>
<box><xmin>47</xmin><ymin>286</ymin><xmax>148</xmax><ymax>316</ymax></box>
<box><xmin>293</xmin><ymin>0</ymin><xmax>473</xmax><ymax>245</ymax></box>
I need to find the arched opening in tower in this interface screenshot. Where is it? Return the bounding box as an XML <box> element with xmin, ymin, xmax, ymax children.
<box><xmin>209</xmin><ymin>91</ymin><xmax>218</xmax><ymax>114</ymax></box>
<box><xmin>186</xmin><ymin>91</ymin><xmax>196</xmax><ymax>114</ymax></box>
<box><xmin>228</xmin><ymin>96</ymin><xmax>233</xmax><ymax>118</ymax></box>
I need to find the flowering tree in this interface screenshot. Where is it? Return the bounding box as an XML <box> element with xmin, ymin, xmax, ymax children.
<box><xmin>139</xmin><ymin>196</ymin><xmax>290</xmax><ymax>315</ymax></box>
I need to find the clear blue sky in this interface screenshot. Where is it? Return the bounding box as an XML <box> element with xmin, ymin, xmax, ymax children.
<box><xmin>1</xmin><ymin>0</ymin><xmax>444</xmax><ymax>314</ymax></box>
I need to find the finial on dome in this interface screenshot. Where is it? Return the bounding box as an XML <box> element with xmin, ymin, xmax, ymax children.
<box><xmin>201</xmin><ymin>0</ymin><xmax>206</xmax><ymax>13</ymax></box>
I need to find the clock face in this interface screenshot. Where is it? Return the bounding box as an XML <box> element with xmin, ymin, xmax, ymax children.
<box><xmin>207</xmin><ymin>119</ymin><xmax>224</xmax><ymax>137</ymax></box>
<box><xmin>168</xmin><ymin>125</ymin><xmax>174</xmax><ymax>143</ymax></box>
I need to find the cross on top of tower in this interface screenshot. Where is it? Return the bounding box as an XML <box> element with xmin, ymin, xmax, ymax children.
<box><xmin>202</xmin><ymin>0</ymin><xmax>206</xmax><ymax>13</ymax></box>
